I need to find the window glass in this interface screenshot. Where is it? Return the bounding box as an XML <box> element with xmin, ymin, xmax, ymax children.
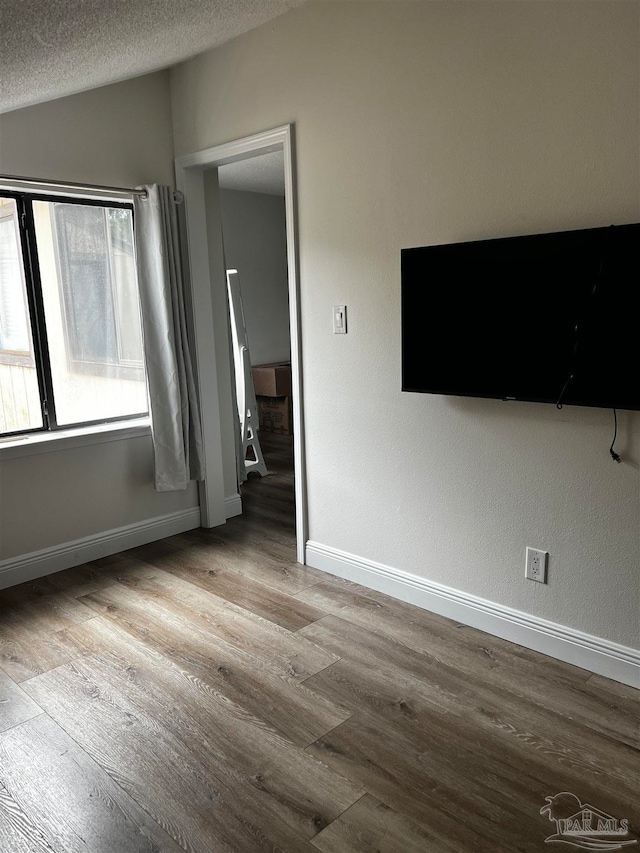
<box><xmin>33</xmin><ymin>200</ymin><xmax>147</xmax><ymax>426</ymax></box>
<box><xmin>0</xmin><ymin>197</ymin><xmax>42</xmax><ymax>433</ymax></box>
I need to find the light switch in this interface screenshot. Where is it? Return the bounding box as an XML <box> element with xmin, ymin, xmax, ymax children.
<box><xmin>333</xmin><ymin>305</ymin><xmax>347</xmax><ymax>334</ymax></box>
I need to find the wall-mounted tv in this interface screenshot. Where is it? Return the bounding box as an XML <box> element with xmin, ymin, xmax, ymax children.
<box><xmin>401</xmin><ymin>224</ymin><xmax>640</xmax><ymax>411</ymax></box>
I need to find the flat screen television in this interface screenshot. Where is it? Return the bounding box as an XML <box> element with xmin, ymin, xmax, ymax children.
<box><xmin>401</xmin><ymin>224</ymin><xmax>640</xmax><ymax>411</ymax></box>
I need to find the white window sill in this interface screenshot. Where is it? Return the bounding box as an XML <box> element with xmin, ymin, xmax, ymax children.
<box><xmin>0</xmin><ymin>418</ymin><xmax>151</xmax><ymax>460</ymax></box>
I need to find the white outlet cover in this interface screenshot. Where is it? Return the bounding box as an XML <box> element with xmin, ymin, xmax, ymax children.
<box><xmin>525</xmin><ymin>546</ymin><xmax>548</xmax><ymax>584</ymax></box>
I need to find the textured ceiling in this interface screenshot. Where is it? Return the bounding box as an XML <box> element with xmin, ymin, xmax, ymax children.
<box><xmin>218</xmin><ymin>151</ymin><xmax>285</xmax><ymax>196</ymax></box>
<box><xmin>0</xmin><ymin>0</ymin><xmax>305</xmax><ymax>114</ymax></box>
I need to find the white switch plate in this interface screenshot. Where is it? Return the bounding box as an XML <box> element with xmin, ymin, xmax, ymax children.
<box><xmin>333</xmin><ymin>305</ymin><xmax>347</xmax><ymax>334</ymax></box>
<box><xmin>525</xmin><ymin>547</ymin><xmax>548</xmax><ymax>584</ymax></box>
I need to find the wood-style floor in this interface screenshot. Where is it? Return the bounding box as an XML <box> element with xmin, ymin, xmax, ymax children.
<box><xmin>0</xmin><ymin>432</ymin><xmax>638</xmax><ymax>852</ymax></box>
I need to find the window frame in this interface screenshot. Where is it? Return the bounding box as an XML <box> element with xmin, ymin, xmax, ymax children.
<box><xmin>0</xmin><ymin>190</ymin><xmax>148</xmax><ymax>438</ymax></box>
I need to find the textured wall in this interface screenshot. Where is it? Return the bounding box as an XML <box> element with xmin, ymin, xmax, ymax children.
<box><xmin>0</xmin><ymin>72</ymin><xmax>198</xmax><ymax>561</ymax></box>
<box><xmin>171</xmin><ymin>1</ymin><xmax>640</xmax><ymax>647</ymax></box>
<box><xmin>219</xmin><ymin>189</ymin><xmax>290</xmax><ymax>366</ymax></box>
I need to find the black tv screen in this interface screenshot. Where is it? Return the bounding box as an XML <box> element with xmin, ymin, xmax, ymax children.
<box><xmin>401</xmin><ymin>224</ymin><xmax>640</xmax><ymax>411</ymax></box>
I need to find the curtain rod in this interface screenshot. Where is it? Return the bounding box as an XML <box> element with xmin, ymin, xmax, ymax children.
<box><xmin>0</xmin><ymin>174</ymin><xmax>184</xmax><ymax>203</ymax></box>
<box><xmin>0</xmin><ymin>173</ymin><xmax>149</xmax><ymax>198</ymax></box>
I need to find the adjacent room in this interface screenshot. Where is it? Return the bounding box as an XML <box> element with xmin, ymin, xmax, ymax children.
<box><xmin>0</xmin><ymin>2</ymin><xmax>638</xmax><ymax>851</ymax></box>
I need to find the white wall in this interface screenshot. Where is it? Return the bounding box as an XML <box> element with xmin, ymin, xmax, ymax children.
<box><xmin>0</xmin><ymin>72</ymin><xmax>199</xmax><ymax>562</ymax></box>
<box><xmin>171</xmin><ymin>1</ymin><xmax>640</xmax><ymax>649</ymax></box>
<box><xmin>219</xmin><ymin>189</ymin><xmax>289</xmax><ymax>366</ymax></box>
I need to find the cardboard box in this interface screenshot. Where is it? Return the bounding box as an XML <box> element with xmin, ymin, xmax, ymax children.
<box><xmin>257</xmin><ymin>395</ymin><xmax>293</xmax><ymax>435</ymax></box>
<box><xmin>252</xmin><ymin>362</ymin><xmax>292</xmax><ymax>398</ymax></box>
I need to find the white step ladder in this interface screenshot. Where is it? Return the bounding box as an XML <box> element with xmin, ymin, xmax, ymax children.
<box><xmin>226</xmin><ymin>269</ymin><xmax>268</xmax><ymax>480</ymax></box>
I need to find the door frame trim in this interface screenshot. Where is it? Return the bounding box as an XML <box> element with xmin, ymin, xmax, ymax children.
<box><xmin>175</xmin><ymin>124</ymin><xmax>307</xmax><ymax>563</ymax></box>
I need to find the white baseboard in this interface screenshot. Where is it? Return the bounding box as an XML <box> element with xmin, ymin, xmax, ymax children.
<box><xmin>305</xmin><ymin>541</ymin><xmax>640</xmax><ymax>689</ymax></box>
<box><xmin>0</xmin><ymin>507</ymin><xmax>202</xmax><ymax>591</ymax></box>
<box><xmin>225</xmin><ymin>493</ymin><xmax>243</xmax><ymax>519</ymax></box>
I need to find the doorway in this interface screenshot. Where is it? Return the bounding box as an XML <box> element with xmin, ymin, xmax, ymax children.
<box><xmin>219</xmin><ymin>152</ymin><xmax>293</xmax><ymax>540</ymax></box>
<box><xmin>175</xmin><ymin>126</ymin><xmax>306</xmax><ymax>564</ymax></box>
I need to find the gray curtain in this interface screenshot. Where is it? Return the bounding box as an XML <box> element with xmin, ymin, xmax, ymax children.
<box><xmin>134</xmin><ymin>184</ymin><xmax>204</xmax><ymax>491</ymax></box>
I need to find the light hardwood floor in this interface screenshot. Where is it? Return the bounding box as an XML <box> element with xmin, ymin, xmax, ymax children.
<box><xmin>0</xmin><ymin>432</ymin><xmax>638</xmax><ymax>852</ymax></box>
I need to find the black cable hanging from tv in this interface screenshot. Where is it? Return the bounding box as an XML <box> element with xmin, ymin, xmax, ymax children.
<box><xmin>554</xmin><ymin>239</ymin><xmax>621</xmax><ymax>463</ymax></box>
<box><xmin>610</xmin><ymin>408</ymin><xmax>621</xmax><ymax>463</ymax></box>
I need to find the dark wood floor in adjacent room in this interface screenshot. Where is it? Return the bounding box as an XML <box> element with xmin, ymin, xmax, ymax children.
<box><xmin>0</xmin><ymin>432</ymin><xmax>638</xmax><ymax>852</ymax></box>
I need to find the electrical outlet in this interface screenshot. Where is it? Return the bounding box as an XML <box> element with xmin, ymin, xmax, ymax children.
<box><xmin>525</xmin><ymin>547</ymin><xmax>548</xmax><ymax>583</ymax></box>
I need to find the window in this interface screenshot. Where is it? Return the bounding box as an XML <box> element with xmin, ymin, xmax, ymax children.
<box><xmin>0</xmin><ymin>192</ymin><xmax>147</xmax><ymax>436</ymax></box>
<box><xmin>0</xmin><ymin>201</ymin><xmax>34</xmax><ymax>367</ymax></box>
